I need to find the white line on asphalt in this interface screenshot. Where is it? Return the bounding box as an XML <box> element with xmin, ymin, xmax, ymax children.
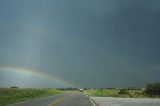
<box><xmin>84</xmin><ymin>92</ymin><xmax>96</xmax><ymax>106</ymax></box>
<box><xmin>84</xmin><ymin>92</ymin><xmax>89</xmax><ymax>98</ymax></box>
<box><xmin>90</xmin><ymin>98</ymin><xmax>96</xmax><ymax>106</ymax></box>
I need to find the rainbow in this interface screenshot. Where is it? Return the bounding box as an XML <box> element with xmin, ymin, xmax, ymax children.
<box><xmin>0</xmin><ymin>65</ymin><xmax>77</xmax><ymax>87</ymax></box>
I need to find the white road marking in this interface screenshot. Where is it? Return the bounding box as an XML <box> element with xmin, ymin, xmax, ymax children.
<box><xmin>90</xmin><ymin>98</ymin><xmax>96</xmax><ymax>106</ymax></box>
<box><xmin>84</xmin><ymin>92</ymin><xmax>96</xmax><ymax>106</ymax></box>
<box><xmin>84</xmin><ymin>92</ymin><xmax>89</xmax><ymax>98</ymax></box>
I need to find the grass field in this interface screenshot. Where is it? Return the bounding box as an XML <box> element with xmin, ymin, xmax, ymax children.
<box><xmin>86</xmin><ymin>89</ymin><xmax>146</xmax><ymax>98</ymax></box>
<box><xmin>0</xmin><ymin>88</ymin><xmax>63</xmax><ymax>106</ymax></box>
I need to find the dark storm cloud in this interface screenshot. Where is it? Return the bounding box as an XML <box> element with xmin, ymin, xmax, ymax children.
<box><xmin>0</xmin><ymin>0</ymin><xmax>160</xmax><ymax>88</ymax></box>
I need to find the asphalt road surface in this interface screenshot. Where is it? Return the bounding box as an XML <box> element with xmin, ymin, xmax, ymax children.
<box><xmin>91</xmin><ymin>97</ymin><xmax>160</xmax><ymax>106</ymax></box>
<box><xmin>8</xmin><ymin>92</ymin><xmax>94</xmax><ymax>106</ymax></box>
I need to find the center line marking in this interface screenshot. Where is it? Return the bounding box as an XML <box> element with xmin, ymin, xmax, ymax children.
<box><xmin>48</xmin><ymin>94</ymin><xmax>72</xmax><ymax>106</ymax></box>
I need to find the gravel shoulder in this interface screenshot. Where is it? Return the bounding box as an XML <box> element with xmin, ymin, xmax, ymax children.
<box><xmin>91</xmin><ymin>97</ymin><xmax>160</xmax><ymax>106</ymax></box>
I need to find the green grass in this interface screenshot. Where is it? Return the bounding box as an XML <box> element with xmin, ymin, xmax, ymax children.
<box><xmin>86</xmin><ymin>89</ymin><xmax>119</xmax><ymax>97</ymax></box>
<box><xmin>0</xmin><ymin>88</ymin><xmax>63</xmax><ymax>106</ymax></box>
<box><xmin>86</xmin><ymin>89</ymin><xmax>146</xmax><ymax>98</ymax></box>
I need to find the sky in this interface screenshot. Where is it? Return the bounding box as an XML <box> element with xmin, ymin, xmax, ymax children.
<box><xmin>0</xmin><ymin>0</ymin><xmax>160</xmax><ymax>88</ymax></box>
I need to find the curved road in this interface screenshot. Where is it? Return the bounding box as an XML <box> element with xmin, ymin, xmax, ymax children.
<box><xmin>8</xmin><ymin>92</ymin><xmax>95</xmax><ymax>106</ymax></box>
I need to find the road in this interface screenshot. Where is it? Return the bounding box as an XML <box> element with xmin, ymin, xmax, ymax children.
<box><xmin>8</xmin><ymin>92</ymin><xmax>95</xmax><ymax>106</ymax></box>
<box><xmin>91</xmin><ymin>97</ymin><xmax>160</xmax><ymax>106</ymax></box>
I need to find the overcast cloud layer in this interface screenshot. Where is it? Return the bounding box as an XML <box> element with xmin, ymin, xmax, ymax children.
<box><xmin>0</xmin><ymin>0</ymin><xmax>160</xmax><ymax>88</ymax></box>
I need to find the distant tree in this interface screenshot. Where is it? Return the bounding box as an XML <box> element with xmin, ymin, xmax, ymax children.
<box><xmin>10</xmin><ymin>86</ymin><xmax>19</xmax><ymax>88</ymax></box>
<box><xmin>58</xmin><ymin>87</ymin><xmax>77</xmax><ymax>90</ymax></box>
<box><xmin>145</xmin><ymin>83</ymin><xmax>160</xmax><ymax>96</ymax></box>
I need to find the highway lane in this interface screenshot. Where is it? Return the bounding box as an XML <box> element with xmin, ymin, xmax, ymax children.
<box><xmin>50</xmin><ymin>92</ymin><xmax>94</xmax><ymax>106</ymax></box>
<box><xmin>8</xmin><ymin>92</ymin><xmax>94</xmax><ymax>106</ymax></box>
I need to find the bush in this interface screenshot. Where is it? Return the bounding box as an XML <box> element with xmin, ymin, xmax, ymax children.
<box><xmin>145</xmin><ymin>83</ymin><xmax>160</xmax><ymax>96</ymax></box>
<box><xmin>10</xmin><ymin>86</ymin><xmax>19</xmax><ymax>88</ymax></box>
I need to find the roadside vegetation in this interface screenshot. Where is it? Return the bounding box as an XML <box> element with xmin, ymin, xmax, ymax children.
<box><xmin>86</xmin><ymin>83</ymin><xmax>160</xmax><ymax>98</ymax></box>
<box><xmin>86</xmin><ymin>88</ymin><xmax>145</xmax><ymax>98</ymax></box>
<box><xmin>0</xmin><ymin>88</ymin><xmax>63</xmax><ymax>106</ymax></box>
<box><xmin>144</xmin><ymin>83</ymin><xmax>160</xmax><ymax>97</ymax></box>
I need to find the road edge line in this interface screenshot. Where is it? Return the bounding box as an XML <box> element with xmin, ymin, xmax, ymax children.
<box><xmin>89</xmin><ymin>98</ymin><xmax>96</xmax><ymax>106</ymax></box>
<box><xmin>84</xmin><ymin>92</ymin><xmax>97</xmax><ymax>106</ymax></box>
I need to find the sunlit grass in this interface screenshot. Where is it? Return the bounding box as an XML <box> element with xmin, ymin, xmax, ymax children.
<box><xmin>0</xmin><ymin>88</ymin><xmax>63</xmax><ymax>106</ymax></box>
<box><xmin>86</xmin><ymin>89</ymin><xmax>119</xmax><ymax>97</ymax></box>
